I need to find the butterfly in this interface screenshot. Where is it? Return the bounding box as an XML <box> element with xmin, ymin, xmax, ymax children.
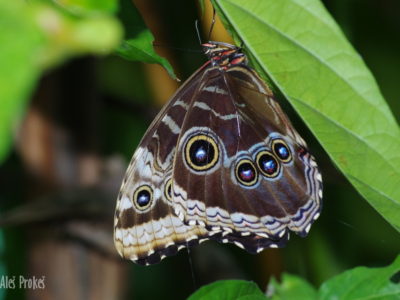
<box><xmin>114</xmin><ymin>41</ymin><xmax>322</xmax><ymax>265</ymax></box>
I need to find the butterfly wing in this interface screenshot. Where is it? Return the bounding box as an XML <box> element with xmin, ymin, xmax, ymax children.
<box><xmin>114</xmin><ymin>65</ymin><xmax>218</xmax><ymax>265</ymax></box>
<box><xmin>172</xmin><ymin>65</ymin><xmax>322</xmax><ymax>252</ymax></box>
<box><xmin>227</xmin><ymin>65</ymin><xmax>322</xmax><ymax>236</ymax></box>
<box><xmin>115</xmin><ymin>41</ymin><xmax>323</xmax><ymax>263</ymax></box>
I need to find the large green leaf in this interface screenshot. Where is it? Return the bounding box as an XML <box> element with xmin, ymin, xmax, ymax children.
<box><xmin>211</xmin><ymin>0</ymin><xmax>400</xmax><ymax>231</ymax></box>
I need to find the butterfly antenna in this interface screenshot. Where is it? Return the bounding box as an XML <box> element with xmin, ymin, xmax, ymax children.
<box><xmin>195</xmin><ymin>19</ymin><xmax>203</xmax><ymax>46</ymax></box>
<box><xmin>207</xmin><ymin>7</ymin><xmax>217</xmax><ymax>42</ymax></box>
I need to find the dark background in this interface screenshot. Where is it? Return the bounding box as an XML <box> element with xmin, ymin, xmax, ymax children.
<box><xmin>0</xmin><ymin>0</ymin><xmax>399</xmax><ymax>299</ymax></box>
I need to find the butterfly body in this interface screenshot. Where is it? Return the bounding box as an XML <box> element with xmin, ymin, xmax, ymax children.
<box><xmin>114</xmin><ymin>42</ymin><xmax>322</xmax><ymax>265</ymax></box>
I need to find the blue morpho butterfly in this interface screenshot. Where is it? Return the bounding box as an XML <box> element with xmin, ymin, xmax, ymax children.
<box><xmin>114</xmin><ymin>41</ymin><xmax>322</xmax><ymax>265</ymax></box>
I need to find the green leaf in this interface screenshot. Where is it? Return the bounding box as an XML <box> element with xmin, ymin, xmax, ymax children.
<box><xmin>0</xmin><ymin>0</ymin><xmax>122</xmax><ymax>164</ymax></box>
<box><xmin>319</xmin><ymin>255</ymin><xmax>400</xmax><ymax>299</ymax></box>
<box><xmin>267</xmin><ymin>256</ymin><xmax>400</xmax><ymax>299</ymax></box>
<box><xmin>267</xmin><ymin>274</ymin><xmax>317</xmax><ymax>300</ymax></box>
<box><xmin>188</xmin><ymin>280</ymin><xmax>266</xmax><ymax>300</ymax></box>
<box><xmin>212</xmin><ymin>0</ymin><xmax>400</xmax><ymax>231</ymax></box>
<box><xmin>0</xmin><ymin>1</ymin><xmax>44</xmax><ymax>164</ymax></box>
<box><xmin>52</xmin><ymin>0</ymin><xmax>118</xmax><ymax>15</ymax></box>
<box><xmin>116</xmin><ymin>0</ymin><xmax>176</xmax><ymax>79</ymax></box>
<box><xmin>35</xmin><ymin>3</ymin><xmax>123</xmax><ymax>68</ymax></box>
<box><xmin>117</xmin><ymin>30</ymin><xmax>175</xmax><ymax>78</ymax></box>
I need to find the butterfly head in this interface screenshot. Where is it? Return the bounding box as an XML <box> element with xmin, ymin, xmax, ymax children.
<box><xmin>202</xmin><ymin>41</ymin><xmax>247</xmax><ymax>69</ymax></box>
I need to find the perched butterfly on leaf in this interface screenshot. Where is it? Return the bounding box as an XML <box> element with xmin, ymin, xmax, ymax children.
<box><xmin>114</xmin><ymin>41</ymin><xmax>322</xmax><ymax>265</ymax></box>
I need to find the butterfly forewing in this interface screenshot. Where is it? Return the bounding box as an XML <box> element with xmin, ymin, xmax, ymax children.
<box><xmin>114</xmin><ymin>65</ymin><xmax>216</xmax><ymax>265</ymax></box>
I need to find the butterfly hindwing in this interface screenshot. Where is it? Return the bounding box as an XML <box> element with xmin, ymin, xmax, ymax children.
<box><xmin>227</xmin><ymin>65</ymin><xmax>322</xmax><ymax>235</ymax></box>
<box><xmin>172</xmin><ymin>65</ymin><xmax>322</xmax><ymax>252</ymax></box>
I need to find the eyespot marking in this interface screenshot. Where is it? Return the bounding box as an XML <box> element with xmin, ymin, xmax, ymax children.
<box><xmin>235</xmin><ymin>159</ymin><xmax>258</xmax><ymax>186</ymax></box>
<box><xmin>184</xmin><ymin>134</ymin><xmax>219</xmax><ymax>172</ymax></box>
<box><xmin>164</xmin><ymin>178</ymin><xmax>173</xmax><ymax>202</ymax></box>
<box><xmin>133</xmin><ymin>185</ymin><xmax>153</xmax><ymax>211</ymax></box>
<box><xmin>272</xmin><ymin>139</ymin><xmax>292</xmax><ymax>163</ymax></box>
<box><xmin>256</xmin><ymin>150</ymin><xmax>280</xmax><ymax>178</ymax></box>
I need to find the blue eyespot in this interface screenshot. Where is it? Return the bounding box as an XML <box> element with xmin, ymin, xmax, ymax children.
<box><xmin>137</xmin><ymin>191</ymin><xmax>151</xmax><ymax>207</ymax></box>
<box><xmin>134</xmin><ymin>185</ymin><xmax>153</xmax><ymax>210</ymax></box>
<box><xmin>193</xmin><ymin>145</ymin><xmax>208</xmax><ymax>164</ymax></box>
<box><xmin>185</xmin><ymin>134</ymin><xmax>219</xmax><ymax>172</ymax></box>
<box><xmin>272</xmin><ymin>139</ymin><xmax>292</xmax><ymax>163</ymax></box>
<box><xmin>257</xmin><ymin>152</ymin><xmax>279</xmax><ymax>177</ymax></box>
<box><xmin>276</xmin><ymin>145</ymin><xmax>289</xmax><ymax>158</ymax></box>
<box><xmin>236</xmin><ymin>159</ymin><xmax>258</xmax><ymax>186</ymax></box>
<box><xmin>261</xmin><ymin>156</ymin><xmax>277</xmax><ymax>173</ymax></box>
<box><xmin>239</xmin><ymin>164</ymin><xmax>255</xmax><ymax>181</ymax></box>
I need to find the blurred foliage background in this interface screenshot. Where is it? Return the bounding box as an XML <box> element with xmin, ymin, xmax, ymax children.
<box><xmin>0</xmin><ymin>0</ymin><xmax>399</xmax><ymax>299</ymax></box>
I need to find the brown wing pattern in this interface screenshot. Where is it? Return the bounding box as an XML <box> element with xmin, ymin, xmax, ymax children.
<box><xmin>172</xmin><ymin>66</ymin><xmax>322</xmax><ymax>253</ymax></box>
<box><xmin>114</xmin><ymin>42</ymin><xmax>322</xmax><ymax>264</ymax></box>
<box><xmin>114</xmin><ymin>66</ymin><xmax>218</xmax><ymax>265</ymax></box>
